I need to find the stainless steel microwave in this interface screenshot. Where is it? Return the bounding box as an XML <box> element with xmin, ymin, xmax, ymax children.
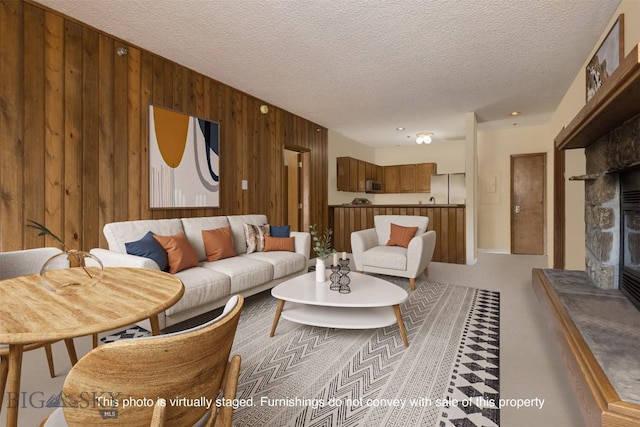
<box><xmin>365</xmin><ymin>180</ymin><xmax>382</xmax><ymax>193</ymax></box>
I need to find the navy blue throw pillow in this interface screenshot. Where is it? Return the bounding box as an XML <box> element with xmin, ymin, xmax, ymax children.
<box><xmin>125</xmin><ymin>231</ymin><xmax>169</xmax><ymax>271</ymax></box>
<box><xmin>270</xmin><ymin>225</ymin><xmax>291</xmax><ymax>238</ymax></box>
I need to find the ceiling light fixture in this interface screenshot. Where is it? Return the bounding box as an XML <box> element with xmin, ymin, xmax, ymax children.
<box><xmin>509</xmin><ymin>111</ymin><xmax>520</xmax><ymax>116</ymax></box>
<box><xmin>396</xmin><ymin>127</ymin><xmax>405</xmax><ymax>131</ymax></box>
<box><xmin>416</xmin><ymin>132</ymin><xmax>433</xmax><ymax>144</ymax></box>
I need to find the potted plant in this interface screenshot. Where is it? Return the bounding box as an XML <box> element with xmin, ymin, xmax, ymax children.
<box><xmin>309</xmin><ymin>224</ymin><xmax>335</xmax><ymax>282</ymax></box>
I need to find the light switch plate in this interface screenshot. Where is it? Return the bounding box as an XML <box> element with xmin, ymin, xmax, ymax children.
<box><xmin>241</xmin><ymin>180</ymin><xmax>248</xmax><ymax>190</ymax></box>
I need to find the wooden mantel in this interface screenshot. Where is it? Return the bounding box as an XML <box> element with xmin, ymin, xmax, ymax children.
<box><xmin>556</xmin><ymin>43</ymin><xmax>640</xmax><ymax>150</ymax></box>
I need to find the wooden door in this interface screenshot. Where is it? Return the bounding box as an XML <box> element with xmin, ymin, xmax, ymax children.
<box><xmin>511</xmin><ymin>153</ymin><xmax>545</xmax><ymax>254</ymax></box>
<box><xmin>287</xmin><ymin>153</ymin><xmax>300</xmax><ymax>231</ymax></box>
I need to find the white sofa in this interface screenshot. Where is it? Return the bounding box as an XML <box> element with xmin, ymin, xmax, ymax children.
<box><xmin>90</xmin><ymin>214</ymin><xmax>310</xmax><ymax>329</ymax></box>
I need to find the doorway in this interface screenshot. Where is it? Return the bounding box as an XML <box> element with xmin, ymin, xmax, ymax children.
<box><xmin>283</xmin><ymin>148</ymin><xmax>310</xmax><ymax>232</ymax></box>
<box><xmin>511</xmin><ymin>153</ymin><xmax>546</xmax><ymax>255</ymax></box>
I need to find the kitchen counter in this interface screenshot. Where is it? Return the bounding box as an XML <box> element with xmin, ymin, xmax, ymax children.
<box><xmin>329</xmin><ymin>204</ymin><xmax>466</xmax><ymax>264</ymax></box>
<box><xmin>331</xmin><ymin>204</ymin><xmax>465</xmax><ymax>208</ymax></box>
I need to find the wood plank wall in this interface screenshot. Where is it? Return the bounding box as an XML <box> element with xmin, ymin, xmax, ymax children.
<box><xmin>0</xmin><ymin>1</ymin><xmax>328</xmax><ymax>252</ymax></box>
<box><xmin>330</xmin><ymin>206</ymin><xmax>466</xmax><ymax>264</ymax></box>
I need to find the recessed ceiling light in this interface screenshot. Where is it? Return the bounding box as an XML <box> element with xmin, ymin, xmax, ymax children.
<box><xmin>509</xmin><ymin>111</ymin><xmax>520</xmax><ymax>116</ymax></box>
<box><xmin>396</xmin><ymin>127</ymin><xmax>405</xmax><ymax>131</ymax></box>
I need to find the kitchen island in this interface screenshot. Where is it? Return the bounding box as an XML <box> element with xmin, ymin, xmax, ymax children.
<box><xmin>329</xmin><ymin>204</ymin><xmax>466</xmax><ymax>264</ymax></box>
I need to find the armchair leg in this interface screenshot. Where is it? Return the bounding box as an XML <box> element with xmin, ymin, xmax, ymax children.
<box><xmin>409</xmin><ymin>278</ymin><xmax>415</xmax><ymax>291</ymax></box>
<box><xmin>424</xmin><ymin>267</ymin><xmax>429</xmax><ymax>277</ymax></box>
<box><xmin>92</xmin><ymin>333</ymin><xmax>99</xmax><ymax>349</ymax></box>
<box><xmin>44</xmin><ymin>344</ymin><xmax>56</xmax><ymax>378</ymax></box>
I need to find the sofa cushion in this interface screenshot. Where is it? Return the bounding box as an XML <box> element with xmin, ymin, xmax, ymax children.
<box><xmin>166</xmin><ymin>267</ymin><xmax>231</xmax><ymax>316</ymax></box>
<box><xmin>386</xmin><ymin>223</ymin><xmax>418</xmax><ymax>248</ymax></box>
<box><xmin>103</xmin><ymin>218</ymin><xmax>184</xmax><ymax>254</ymax></box>
<box><xmin>263</xmin><ymin>236</ymin><xmax>295</xmax><ymax>252</ymax></box>
<box><xmin>125</xmin><ymin>231</ymin><xmax>169</xmax><ymax>271</ymax></box>
<box><xmin>153</xmin><ymin>233</ymin><xmax>199</xmax><ymax>274</ymax></box>
<box><xmin>202</xmin><ymin>227</ymin><xmax>236</xmax><ymax>261</ymax></box>
<box><xmin>360</xmin><ymin>246</ymin><xmax>407</xmax><ymax>271</ymax></box>
<box><xmin>201</xmin><ymin>256</ymin><xmax>273</xmax><ymax>294</ymax></box>
<box><xmin>227</xmin><ymin>215</ymin><xmax>268</xmax><ymax>255</ymax></box>
<box><xmin>243</xmin><ymin>223</ymin><xmax>270</xmax><ymax>254</ymax></box>
<box><xmin>242</xmin><ymin>251</ymin><xmax>305</xmax><ymax>279</ymax></box>
<box><xmin>270</xmin><ymin>225</ymin><xmax>291</xmax><ymax>237</ymax></box>
<box><xmin>181</xmin><ymin>216</ymin><xmax>231</xmax><ymax>261</ymax></box>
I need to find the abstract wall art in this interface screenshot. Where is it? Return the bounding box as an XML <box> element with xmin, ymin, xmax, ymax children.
<box><xmin>149</xmin><ymin>105</ymin><xmax>220</xmax><ymax>208</ymax></box>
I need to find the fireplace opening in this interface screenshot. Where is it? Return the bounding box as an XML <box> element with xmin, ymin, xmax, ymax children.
<box><xmin>620</xmin><ymin>167</ymin><xmax>640</xmax><ymax>311</ymax></box>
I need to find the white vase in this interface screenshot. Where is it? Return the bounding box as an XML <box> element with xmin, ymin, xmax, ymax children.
<box><xmin>315</xmin><ymin>258</ymin><xmax>327</xmax><ymax>282</ymax></box>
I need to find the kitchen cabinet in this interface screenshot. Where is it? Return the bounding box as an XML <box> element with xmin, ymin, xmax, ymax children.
<box><xmin>384</xmin><ymin>166</ymin><xmax>399</xmax><ymax>193</ymax></box>
<box><xmin>399</xmin><ymin>164</ymin><xmax>416</xmax><ymax>192</ymax></box>
<box><xmin>337</xmin><ymin>157</ymin><xmax>437</xmax><ymax>194</ymax></box>
<box><xmin>415</xmin><ymin>163</ymin><xmax>437</xmax><ymax>192</ymax></box>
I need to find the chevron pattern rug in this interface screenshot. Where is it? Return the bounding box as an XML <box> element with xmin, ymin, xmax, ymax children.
<box><xmin>230</xmin><ymin>276</ymin><xmax>500</xmax><ymax>427</ymax></box>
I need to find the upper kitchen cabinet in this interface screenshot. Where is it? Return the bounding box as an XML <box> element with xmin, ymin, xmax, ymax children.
<box><xmin>336</xmin><ymin>157</ymin><xmax>376</xmax><ymax>192</ymax></box>
<box><xmin>384</xmin><ymin>165</ymin><xmax>399</xmax><ymax>193</ymax></box>
<box><xmin>337</xmin><ymin>157</ymin><xmax>436</xmax><ymax>194</ymax></box>
<box><xmin>399</xmin><ymin>164</ymin><xmax>416</xmax><ymax>192</ymax></box>
<box><xmin>415</xmin><ymin>163</ymin><xmax>437</xmax><ymax>192</ymax></box>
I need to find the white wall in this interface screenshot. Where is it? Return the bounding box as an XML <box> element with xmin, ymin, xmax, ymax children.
<box><xmin>549</xmin><ymin>0</ymin><xmax>640</xmax><ymax>269</ymax></box>
<box><xmin>326</xmin><ymin>0</ymin><xmax>640</xmax><ymax>267</ymax></box>
<box><xmin>477</xmin><ymin>124</ymin><xmax>553</xmax><ymax>254</ymax></box>
<box><xmin>327</xmin><ymin>130</ymin><xmax>375</xmax><ymax>205</ymax></box>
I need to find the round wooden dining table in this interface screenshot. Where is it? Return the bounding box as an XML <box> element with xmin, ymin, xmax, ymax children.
<box><xmin>0</xmin><ymin>266</ymin><xmax>184</xmax><ymax>427</ymax></box>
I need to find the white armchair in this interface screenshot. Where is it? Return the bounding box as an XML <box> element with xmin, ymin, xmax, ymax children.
<box><xmin>351</xmin><ymin>215</ymin><xmax>436</xmax><ymax>291</ymax></box>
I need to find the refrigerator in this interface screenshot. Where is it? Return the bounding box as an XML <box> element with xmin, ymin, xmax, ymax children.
<box><xmin>430</xmin><ymin>173</ymin><xmax>466</xmax><ymax>204</ymax></box>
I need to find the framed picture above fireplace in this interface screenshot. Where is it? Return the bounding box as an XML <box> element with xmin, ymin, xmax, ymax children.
<box><xmin>586</xmin><ymin>14</ymin><xmax>624</xmax><ymax>102</ymax></box>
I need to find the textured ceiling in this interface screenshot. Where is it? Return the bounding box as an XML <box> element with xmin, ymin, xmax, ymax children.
<box><xmin>36</xmin><ymin>0</ymin><xmax>621</xmax><ymax>147</ymax></box>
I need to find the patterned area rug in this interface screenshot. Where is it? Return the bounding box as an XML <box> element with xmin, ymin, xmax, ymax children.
<box><xmin>231</xmin><ymin>276</ymin><xmax>500</xmax><ymax>427</ymax></box>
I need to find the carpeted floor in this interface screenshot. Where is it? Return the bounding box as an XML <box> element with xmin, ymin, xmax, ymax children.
<box><xmin>229</xmin><ymin>275</ymin><xmax>500</xmax><ymax>427</ymax></box>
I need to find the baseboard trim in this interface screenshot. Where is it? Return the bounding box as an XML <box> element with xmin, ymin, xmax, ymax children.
<box><xmin>477</xmin><ymin>249</ymin><xmax>510</xmax><ymax>254</ymax></box>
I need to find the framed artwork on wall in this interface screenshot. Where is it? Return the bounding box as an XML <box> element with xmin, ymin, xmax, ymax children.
<box><xmin>586</xmin><ymin>14</ymin><xmax>624</xmax><ymax>102</ymax></box>
<box><xmin>149</xmin><ymin>105</ymin><xmax>220</xmax><ymax>208</ymax></box>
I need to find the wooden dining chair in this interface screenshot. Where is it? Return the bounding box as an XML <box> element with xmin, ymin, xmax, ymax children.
<box><xmin>41</xmin><ymin>294</ymin><xmax>244</xmax><ymax>427</ymax></box>
<box><xmin>0</xmin><ymin>248</ymin><xmax>78</xmax><ymax>412</ymax></box>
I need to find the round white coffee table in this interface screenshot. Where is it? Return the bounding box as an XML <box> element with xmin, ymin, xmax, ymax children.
<box><xmin>270</xmin><ymin>271</ymin><xmax>409</xmax><ymax>346</ymax></box>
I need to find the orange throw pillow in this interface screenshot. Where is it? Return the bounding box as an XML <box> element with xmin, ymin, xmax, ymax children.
<box><xmin>264</xmin><ymin>235</ymin><xmax>295</xmax><ymax>252</ymax></box>
<box><xmin>202</xmin><ymin>227</ymin><xmax>236</xmax><ymax>261</ymax></box>
<box><xmin>153</xmin><ymin>232</ymin><xmax>199</xmax><ymax>274</ymax></box>
<box><xmin>386</xmin><ymin>223</ymin><xmax>418</xmax><ymax>248</ymax></box>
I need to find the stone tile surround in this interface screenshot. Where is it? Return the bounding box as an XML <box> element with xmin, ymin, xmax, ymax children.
<box><xmin>584</xmin><ymin>113</ymin><xmax>640</xmax><ymax>289</ymax></box>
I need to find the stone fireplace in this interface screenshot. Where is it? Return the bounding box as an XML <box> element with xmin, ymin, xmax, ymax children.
<box><xmin>584</xmin><ymin>113</ymin><xmax>640</xmax><ymax>291</ymax></box>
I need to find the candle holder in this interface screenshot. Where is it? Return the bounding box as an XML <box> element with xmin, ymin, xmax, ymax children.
<box><xmin>338</xmin><ymin>258</ymin><xmax>351</xmax><ymax>294</ymax></box>
<box><xmin>329</xmin><ymin>265</ymin><xmax>341</xmax><ymax>291</ymax></box>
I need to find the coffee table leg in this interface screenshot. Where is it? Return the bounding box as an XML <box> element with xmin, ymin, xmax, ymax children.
<box><xmin>270</xmin><ymin>299</ymin><xmax>285</xmax><ymax>337</ymax></box>
<box><xmin>392</xmin><ymin>305</ymin><xmax>409</xmax><ymax>347</ymax></box>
